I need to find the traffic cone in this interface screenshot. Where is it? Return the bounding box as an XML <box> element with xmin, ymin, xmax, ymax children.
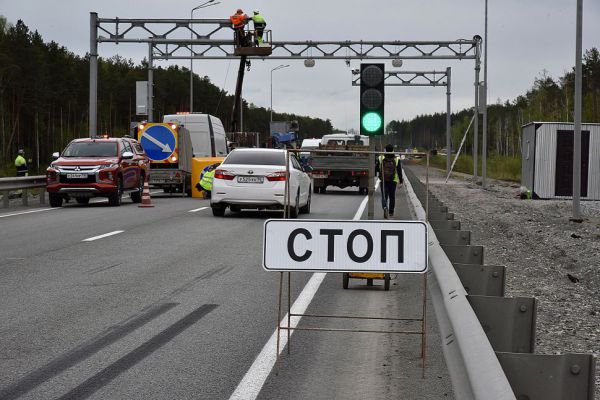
<box><xmin>138</xmin><ymin>176</ymin><xmax>154</xmax><ymax>208</ymax></box>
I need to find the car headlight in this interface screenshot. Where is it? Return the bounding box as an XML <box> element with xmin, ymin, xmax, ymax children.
<box><xmin>100</xmin><ymin>163</ymin><xmax>118</xmax><ymax>169</ymax></box>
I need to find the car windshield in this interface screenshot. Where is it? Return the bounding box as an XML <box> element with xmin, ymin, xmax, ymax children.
<box><xmin>62</xmin><ymin>142</ymin><xmax>118</xmax><ymax>157</ymax></box>
<box><xmin>223</xmin><ymin>151</ymin><xmax>285</xmax><ymax>166</ymax></box>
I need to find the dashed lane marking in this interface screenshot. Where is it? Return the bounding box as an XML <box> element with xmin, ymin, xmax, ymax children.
<box><xmin>188</xmin><ymin>206</ymin><xmax>209</xmax><ymax>213</ymax></box>
<box><xmin>82</xmin><ymin>231</ymin><xmax>124</xmax><ymax>242</ymax></box>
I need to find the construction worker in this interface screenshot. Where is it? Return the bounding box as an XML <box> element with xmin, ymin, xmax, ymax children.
<box><xmin>15</xmin><ymin>149</ymin><xmax>28</xmax><ymax>177</ymax></box>
<box><xmin>251</xmin><ymin>10</ymin><xmax>266</xmax><ymax>45</ymax></box>
<box><xmin>196</xmin><ymin>162</ymin><xmax>220</xmax><ymax>199</ymax></box>
<box><xmin>230</xmin><ymin>9</ymin><xmax>249</xmax><ymax>47</ymax></box>
<box><xmin>376</xmin><ymin>144</ymin><xmax>403</xmax><ymax>218</ymax></box>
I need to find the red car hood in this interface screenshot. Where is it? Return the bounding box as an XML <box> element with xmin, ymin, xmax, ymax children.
<box><xmin>53</xmin><ymin>157</ymin><xmax>119</xmax><ymax>166</ymax></box>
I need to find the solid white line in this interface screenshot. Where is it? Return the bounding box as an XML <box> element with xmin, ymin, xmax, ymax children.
<box><xmin>188</xmin><ymin>206</ymin><xmax>209</xmax><ymax>213</ymax></box>
<box><xmin>82</xmin><ymin>230</ymin><xmax>124</xmax><ymax>242</ymax></box>
<box><xmin>0</xmin><ymin>208</ymin><xmax>57</xmax><ymax>219</ymax></box>
<box><xmin>228</xmin><ymin>185</ymin><xmax>370</xmax><ymax>400</ymax></box>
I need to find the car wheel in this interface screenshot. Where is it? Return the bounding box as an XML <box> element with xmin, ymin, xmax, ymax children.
<box><xmin>131</xmin><ymin>175</ymin><xmax>144</xmax><ymax>203</ymax></box>
<box><xmin>108</xmin><ymin>177</ymin><xmax>123</xmax><ymax>207</ymax></box>
<box><xmin>76</xmin><ymin>198</ymin><xmax>90</xmax><ymax>205</ymax></box>
<box><xmin>300</xmin><ymin>189</ymin><xmax>311</xmax><ymax>214</ymax></box>
<box><xmin>212</xmin><ymin>204</ymin><xmax>226</xmax><ymax>216</ymax></box>
<box><xmin>49</xmin><ymin>193</ymin><xmax>63</xmax><ymax>208</ymax></box>
<box><xmin>288</xmin><ymin>191</ymin><xmax>299</xmax><ymax>219</ymax></box>
<box><xmin>313</xmin><ymin>185</ymin><xmax>320</xmax><ymax>194</ymax></box>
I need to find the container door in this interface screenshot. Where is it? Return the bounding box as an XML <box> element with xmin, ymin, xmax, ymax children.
<box><xmin>554</xmin><ymin>130</ymin><xmax>589</xmax><ymax>197</ymax></box>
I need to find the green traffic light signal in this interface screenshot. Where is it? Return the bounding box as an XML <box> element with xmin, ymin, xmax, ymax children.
<box><xmin>361</xmin><ymin>112</ymin><xmax>382</xmax><ymax>133</ymax></box>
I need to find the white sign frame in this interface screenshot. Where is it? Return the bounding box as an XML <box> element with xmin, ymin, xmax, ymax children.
<box><xmin>263</xmin><ymin>219</ymin><xmax>428</xmax><ymax>273</ymax></box>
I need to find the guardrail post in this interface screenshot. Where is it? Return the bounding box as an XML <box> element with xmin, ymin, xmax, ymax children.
<box><xmin>2</xmin><ymin>191</ymin><xmax>9</xmax><ymax>208</ymax></box>
<box><xmin>23</xmin><ymin>189</ymin><xmax>29</xmax><ymax>206</ymax></box>
<box><xmin>40</xmin><ymin>188</ymin><xmax>46</xmax><ymax>205</ymax></box>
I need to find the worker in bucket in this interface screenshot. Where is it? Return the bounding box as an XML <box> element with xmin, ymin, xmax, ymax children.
<box><xmin>376</xmin><ymin>144</ymin><xmax>403</xmax><ymax>219</ymax></box>
<box><xmin>230</xmin><ymin>9</ymin><xmax>249</xmax><ymax>47</ymax></box>
<box><xmin>251</xmin><ymin>10</ymin><xmax>266</xmax><ymax>45</ymax></box>
<box><xmin>196</xmin><ymin>162</ymin><xmax>220</xmax><ymax>199</ymax></box>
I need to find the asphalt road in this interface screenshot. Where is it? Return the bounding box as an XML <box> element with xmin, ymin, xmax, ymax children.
<box><xmin>0</xmin><ymin>186</ymin><xmax>453</xmax><ymax>400</ymax></box>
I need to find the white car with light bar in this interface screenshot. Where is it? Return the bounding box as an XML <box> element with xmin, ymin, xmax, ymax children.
<box><xmin>210</xmin><ymin>148</ymin><xmax>312</xmax><ymax>217</ymax></box>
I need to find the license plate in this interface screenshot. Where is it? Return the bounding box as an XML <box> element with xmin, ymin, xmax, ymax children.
<box><xmin>237</xmin><ymin>176</ymin><xmax>264</xmax><ymax>184</ymax></box>
<box><xmin>312</xmin><ymin>173</ymin><xmax>327</xmax><ymax>179</ymax></box>
<box><xmin>66</xmin><ymin>173</ymin><xmax>88</xmax><ymax>179</ymax></box>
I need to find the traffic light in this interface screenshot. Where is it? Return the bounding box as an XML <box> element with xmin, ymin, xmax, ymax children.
<box><xmin>360</xmin><ymin>63</ymin><xmax>385</xmax><ymax>136</ymax></box>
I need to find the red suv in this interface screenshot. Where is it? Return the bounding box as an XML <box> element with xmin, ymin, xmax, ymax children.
<box><xmin>46</xmin><ymin>137</ymin><xmax>149</xmax><ymax>207</ymax></box>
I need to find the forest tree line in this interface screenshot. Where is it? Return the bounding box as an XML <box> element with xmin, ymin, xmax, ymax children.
<box><xmin>386</xmin><ymin>47</ymin><xmax>600</xmax><ymax>158</ymax></box>
<box><xmin>0</xmin><ymin>18</ymin><xmax>333</xmax><ymax>175</ymax></box>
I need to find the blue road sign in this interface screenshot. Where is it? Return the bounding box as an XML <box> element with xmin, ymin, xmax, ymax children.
<box><xmin>140</xmin><ymin>125</ymin><xmax>176</xmax><ymax>161</ymax></box>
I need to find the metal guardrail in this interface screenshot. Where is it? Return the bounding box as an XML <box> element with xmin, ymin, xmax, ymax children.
<box><xmin>0</xmin><ymin>175</ymin><xmax>47</xmax><ymax>208</ymax></box>
<box><xmin>403</xmin><ymin>169</ymin><xmax>516</xmax><ymax>400</ymax></box>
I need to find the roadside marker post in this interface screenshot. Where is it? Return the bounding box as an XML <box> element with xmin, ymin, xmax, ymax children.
<box><xmin>272</xmin><ymin>149</ymin><xmax>430</xmax><ymax>377</ymax></box>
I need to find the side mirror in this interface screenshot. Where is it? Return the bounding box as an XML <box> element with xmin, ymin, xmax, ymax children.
<box><xmin>122</xmin><ymin>151</ymin><xmax>134</xmax><ymax>160</ymax></box>
<box><xmin>52</xmin><ymin>152</ymin><xmax>60</xmax><ymax>160</ymax></box>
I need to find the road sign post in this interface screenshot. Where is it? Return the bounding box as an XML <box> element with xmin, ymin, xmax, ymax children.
<box><xmin>264</xmin><ymin>217</ymin><xmax>429</xmax><ymax>376</ymax></box>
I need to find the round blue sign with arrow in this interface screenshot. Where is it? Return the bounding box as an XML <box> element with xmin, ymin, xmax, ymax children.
<box><xmin>140</xmin><ymin>125</ymin><xmax>176</xmax><ymax>162</ymax></box>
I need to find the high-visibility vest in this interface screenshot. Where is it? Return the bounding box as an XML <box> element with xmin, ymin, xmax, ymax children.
<box><xmin>200</xmin><ymin>169</ymin><xmax>215</xmax><ymax>191</ymax></box>
<box><xmin>230</xmin><ymin>14</ymin><xmax>247</xmax><ymax>28</ymax></box>
<box><xmin>378</xmin><ymin>155</ymin><xmax>400</xmax><ymax>183</ymax></box>
<box><xmin>252</xmin><ymin>14</ymin><xmax>266</xmax><ymax>28</ymax></box>
<box><xmin>15</xmin><ymin>155</ymin><xmax>27</xmax><ymax>172</ymax></box>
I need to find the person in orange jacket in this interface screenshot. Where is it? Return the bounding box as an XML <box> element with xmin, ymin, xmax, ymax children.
<box><xmin>230</xmin><ymin>9</ymin><xmax>249</xmax><ymax>47</ymax></box>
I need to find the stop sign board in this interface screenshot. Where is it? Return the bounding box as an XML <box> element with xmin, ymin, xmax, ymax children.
<box><xmin>263</xmin><ymin>219</ymin><xmax>427</xmax><ymax>273</ymax></box>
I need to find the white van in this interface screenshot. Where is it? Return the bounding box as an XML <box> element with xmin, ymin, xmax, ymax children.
<box><xmin>163</xmin><ymin>113</ymin><xmax>228</xmax><ymax>157</ymax></box>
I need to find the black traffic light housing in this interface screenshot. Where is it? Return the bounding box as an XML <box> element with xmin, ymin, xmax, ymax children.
<box><xmin>359</xmin><ymin>63</ymin><xmax>385</xmax><ymax>136</ymax></box>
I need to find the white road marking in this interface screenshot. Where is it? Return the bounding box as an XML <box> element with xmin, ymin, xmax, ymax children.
<box><xmin>82</xmin><ymin>230</ymin><xmax>124</xmax><ymax>242</ymax></box>
<box><xmin>0</xmin><ymin>208</ymin><xmax>57</xmax><ymax>219</ymax></box>
<box><xmin>228</xmin><ymin>186</ymin><xmax>369</xmax><ymax>400</ymax></box>
<box><xmin>188</xmin><ymin>206</ymin><xmax>209</xmax><ymax>213</ymax></box>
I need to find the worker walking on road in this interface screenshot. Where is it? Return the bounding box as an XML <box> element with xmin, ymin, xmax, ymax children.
<box><xmin>196</xmin><ymin>163</ymin><xmax>220</xmax><ymax>199</ymax></box>
<box><xmin>230</xmin><ymin>9</ymin><xmax>249</xmax><ymax>47</ymax></box>
<box><xmin>251</xmin><ymin>10</ymin><xmax>266</xmax><ymax>45</ymax></box>
<box><xmin>376</xmin><ymin>144</ymin><xmax>403</xmax><ymax>219</ymax></box>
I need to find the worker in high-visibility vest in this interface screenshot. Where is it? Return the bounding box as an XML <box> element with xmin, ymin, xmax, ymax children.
<box><xmin>230</xmin><ymin>9</ymin><xmax>249</xmax><ymax>47</ymax></box>
<box><xmin>251</xmin><ymin>10</ymin><xmax>267</xmax><ymax>45</ymax></box>
<box><xmin>196</xmin><ymin>163</ymin><xmax>220</xmax><ymax>199</ymax></box>
<box><xmin>15</xmin><ymin>149</ymin><xmax>28</xmax><ymax>177</ymax></box>
<box><xmin>376</xmin><ymin>144</ymin><xmax>403</xmax><ymax>219</ymax></box>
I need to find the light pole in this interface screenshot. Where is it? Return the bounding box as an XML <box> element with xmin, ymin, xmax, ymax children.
<box><xmin>482</xmin><ymin>0</ymin><xmax>488</xmax><ymax>188</ymax></box>
<box><xmin>190</xmin><ymin>0</ymin><xmax>219</xmax><ymax>113</ymax></box>
<box><xmin>572</xmin><ymin>0</ymin><xmax>583</xmax><ymax>221</ymax></box>
<box><xmin>270</xmin><ymin>64</ymin><xmax>290</xmax><ymax>122</ymax></box>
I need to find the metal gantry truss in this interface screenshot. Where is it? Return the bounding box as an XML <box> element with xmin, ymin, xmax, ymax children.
<box><xmin>351</xmin><ymin>70</ymin><xmax>449</xmax><ymax>87</ymax></box>
<box><xmin>89</xmin><ymin>13</ymin><xmax>482</xmax><ymax>172</ymax></box>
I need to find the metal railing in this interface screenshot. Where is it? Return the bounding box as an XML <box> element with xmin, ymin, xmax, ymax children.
<box><xmin>0</xmin><ymin>176</ymin><xmax>47</xmax><ymax>208</ymax></box>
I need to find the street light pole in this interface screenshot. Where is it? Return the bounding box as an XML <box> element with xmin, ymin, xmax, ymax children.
<box><xmin>572</xmin><ymin>0</ymin><xmax>583</xmax><ymax>221</ymax></box>
<box><xmin>190</xmin><ymin>0</ymin><xmax>219</xmax><ymax>113</ymax></box>
<box><xmin>270</xmin><ymin>64</ymin><xmax>290</xmax><ymax>122</ymax></box>
<box><xmin>482</xmin><ymin>0</ymin><xmax>488</xmax><ymax>188</ymax></box>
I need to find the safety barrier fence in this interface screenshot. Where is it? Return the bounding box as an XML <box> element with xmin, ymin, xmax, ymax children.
<box><xmin>403</xmin><ymin>166</ymin><xmax>596</xmax><ymax>400</ymax></box>
<box><xmin>0</xmin><ymin>176</ymin><xmax>47</xmax><ymax>208</ymax></box>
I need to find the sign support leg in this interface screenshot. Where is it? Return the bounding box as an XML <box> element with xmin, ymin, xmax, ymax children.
<box><xmin>421</xmin><ymin>273</ymin><xmax>428</xmax><ymax>378</ymax></box>
<box><xmin>276</xmin><ymin>272</ymin><xmax>283</xmax><ymax>360</ymax></box>
<box><xmin>287</xmin><ymin>271</ymin><xmax>291</xmax><ymax>354</ymax></box>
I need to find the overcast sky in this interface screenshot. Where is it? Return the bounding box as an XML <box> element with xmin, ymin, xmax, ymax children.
<box><xmin>1</xmin><ymin>0</ymin><xmax>599</xmax><ymax>131</ymax></box>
